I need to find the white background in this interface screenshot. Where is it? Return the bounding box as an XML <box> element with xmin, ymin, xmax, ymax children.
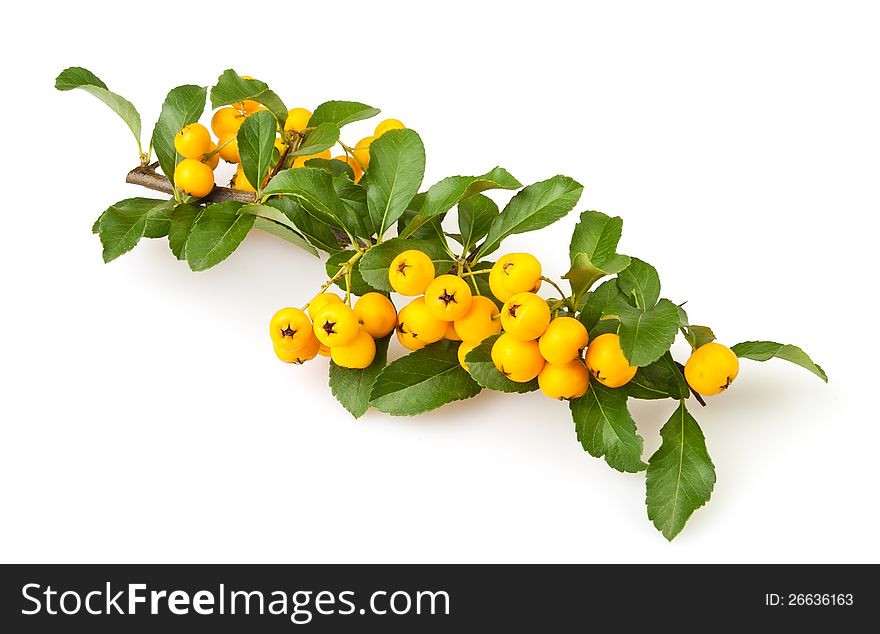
<box><xmin>2</xmin><ymin>0</ymin><xmax>878</xmax><ymax>563</ymax></box>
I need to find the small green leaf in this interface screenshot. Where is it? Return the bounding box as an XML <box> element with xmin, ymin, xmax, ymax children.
<box><xmin>614</xmin><ymin>298</ymin><xmax>680</xmax><ymax>367</ymax></box>
<box><xmin>262</xmin><ymin>168</ymin><xmax>361</xmax><ymax>238</ymax></box>
<box><xmin>309</xmin><ymin>101</ymin><xmax>381</xmax><ymax>128</ymax></box>
<box><xmin>332</xmin><ymin>176</ymin><xmax>372</xmax><ymax>238</ymax></box>
<box><xmin>731</xmin><ymin>341</ymin><xmax>828</xmax><ymax>382</ymax></box>
<box><xmin>617</xmin><ymin>257</ymin><xmax>661</xmax><ymax>310</ymax></box>
<box><xmin>402</xmin><ymin>167</ymin><xmax>520</xmax><ymax>238</ymax></box>
<box><xmin>305</xmin><ymin>157</ymin><xmax>355</xmax><ymax>180</ymax></box>
<box><xmin>683</xmin><ymin>325</ymin><xmax>717</xmax><ymax>350</ymax></box>
<box><xmin>564</xmin><ymin>211</ymin><xmax>631</xmax><ymax>298</ymax></box>
<box><xmin>458</xmin><ymin>194</ymin><xmax>499</xmax><ymax>253</ymax></box>
<box><xmin>579</xmin><ymin>278</ymin><xmax>623</xmax><ymax>331</ymax></box>
<box><xmin>185</xmin><ymin>201</ymin><xmax>253</xmax><ymax>271</ymax></box>
<box><xmin>55</xmin><ymin>67</ymin><xmax>142</xmax><ymax>153</ymax></box>
<box><xmin>237</xmin><ymin>110</ymin><xmax>277</xmax><ymax>194</ymax></box>
<box><xmin>168</xmin><ymin>204</ymin><xmax>202</xmax><ymax>260</ymax></box>
<box><xmin>151</xmin><ymin>85</ymin><xmax>207</xmax><ymax>186</ymax></box>
<box><xmin>291</xmin><ymin>123</ymin><xmax>341</xmax><ymax>157</ymax></box>
<box><xmin>359</xmin><ymin>237</ymin><xmax>455</xmax><ymax>292</ymax></box>
<box><xmin>326</xmin><ymin>250</ymin><xmax>376</xmax><ymax>296</ymax></box>
<box><xmin>330</xmin><ymin>337</ymin><xmax>390</xmax><ymax>418</ymax></box>
<box><xmin>265</xmin><ymin>198</ymin><xmax>342</xmax><ymax>254</ymax></box>
<box><xmin>478</xmin><ymin>175</ymin><xmax>583</xmax><ymax>258</ymax></box>
<box><xmin>240</xmin><ymin>204</ymin><xmax>317</xmax><ymax>256</ymax></box>
<box><xmin>646</xmin><ymin>402</ymin><xmax>716</xmax><ymax>541</ymax></box>
<box><xmin>210</xmin><ymin>69</ymin><xmax>288</xmax><ymax>125</ymax></box>
<box><xmin>627</xmin><ymin>352</ymin><xmax>690</xmax><ymax>401</ymax></box>
<box><xmin>569</xmin><ymin>382</ymin><xmax>647</xmax><ymax>473</ymax></box>
<box><xmin>365</xmin><ymin>129</ymin><xmax>426</xmax><ymax>237</ymax></box>
<box><xmin>464</xmin><ymin>335</ymin><xmax>538</xmax><ymax>393</ymax></box>
<box><xmin>370</xmin><ymin>341</ymin><xmax>482</xmax><ymax>416</ymax></box>
<box><xmin>98</xmin><ymin>198</ymin><xmax>173</xmax><ymax>263</ymax></box>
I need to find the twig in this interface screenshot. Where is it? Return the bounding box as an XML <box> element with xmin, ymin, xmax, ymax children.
<box><xmin>125</xmin><ymin>165</ymin><xmax>256</xmax><ymax>204</ymax></box>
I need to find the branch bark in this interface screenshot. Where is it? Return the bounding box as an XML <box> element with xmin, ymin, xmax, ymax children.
<box><xmin>125</xmin><ymin>165</ymin><xmax>257</xmax><ymax>204</ymax></box>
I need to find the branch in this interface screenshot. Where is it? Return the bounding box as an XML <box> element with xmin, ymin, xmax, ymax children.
<box><xmin>125</xmin><ymin>165</ymin><xmax>257</xmax><ymax>204</ymax></box>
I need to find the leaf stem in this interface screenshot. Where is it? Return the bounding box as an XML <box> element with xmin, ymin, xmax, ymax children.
<box><xmin>303</xmin><ymin>248</ymin><xmax>366</xmax><ymax>310</ymax></box>
<box><xmin>458</xmin><ymin>269</ymin><xmax>491</xmax><ymax>278</ymax></box>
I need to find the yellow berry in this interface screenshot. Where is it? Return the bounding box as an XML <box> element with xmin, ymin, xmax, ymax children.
<box><xmin>232</xmin><ymin>165</ymin><xmax>255</xmax><ymax>192</ymax></box>
<box><xmin>353</xmin><ymin>293</ymin><xmax>397</xmax><ymax>338</ymax></box>
<box><xmin>211</xmin><ymin>107</ymin><xmax>245</xmax><ymax>137</ymax></box>
<box><xmin>388</xmin><ymin>250</ymin><xmax>435</xmax><ymax>296</ymax></box>
<box><xmin>500</xmin><ymin>292</ymin><xmax>551</xmax><ymax>341</ymax></box>
<box><xmin>353</xmin><ymin>136</ymin><xmax>374</xmax><ymax>168</ymax></box>
<box><xmin>539</xmin><ymin>317</ymin><xmax>589</xmax><ymax>365</ymax></box>
<box><xmin>202</xmin><ymin>142</ymin><xmax>220</xmax><ymax>170</ymax></box>
<box><xmin>312</xmin><ymin>303</ymin><xmax>360</xmax><ymax>347</ymax></box>
<box><xmin>424</xmin><ymin>274</ymin><xmax>473</xmax><ymax>322</ymax></box>
<box><xmin>269</xmin><ymin>307</ymin><xmax>313</xmax><ymax>352</ymax></box>
<box><xmin>489</xmin><ymin>253</ymin><xmax>542</xmax><ymax>301</ymax></box>
<box><xmin>284</xmin><ymin>107</ymin><xmax>312</xmax><ymax>133</ymax></box>
<box><xmin>374</xmin><ymin>118</ymin><xmax>405</xmax><ymax>137</ymax></box>
<box><xmin>174</xmin><ymin>123</ymin><xmax>211</xmax><ymax>159</ymax></box>
<box><xmin>453</xmin><ymin>296</ymin><xmax>501</xmax><ymax>343</ymax></box>
<box><xmin>395</xmin><ymin>297</ymin><xmax>447</xmax><ymax>347</ymax></box>
<box><xmin>585</xmin><ymin>333</ymin><xmax>637</xmax><ymax>388</ymax></box>
<box><xmin>332</xmin><ymin>155</ymin><xmax>363</xmax><ymax>183</ymax></box>
<box><xmin>684</xmin><ymin>342</ymin><xmax>739</xmax><ymax>396</ymax></box>
<box><xmin>491</xmin><ymin>333</ymin><xmax>545</xmax><ymax>382</ymax></box>
<box><xmin>308</xmin><ymin>293</ymin><xmax>343</xmax><ymax>321</ymax></box>
<box><xmin>444</xmin><ymin>322</ymin><xmax>462</xmax><ymax>341</ymax></box>
<box><xmin>218</xmin><ymin>132</ymin><xmax>240</xmax><ymax>163</ymax></box>
<box><xmin>331</xmin><ymin>330</ymin><xmax>377</xmax><ymax>369</ymax></box>
<box><xmin>274</xmin><ymin>333</ymin><xmax>320</xmax><ymax>364</ymax></box>
<box><xmin>538</xmin><ymin>360</ymin><xmax>590</xmax><ymax>399</ymax></box>
<box><xmin>173</xmin><ymin>159</ymin><xmax>214</xmax><ymax>198</ymax></box>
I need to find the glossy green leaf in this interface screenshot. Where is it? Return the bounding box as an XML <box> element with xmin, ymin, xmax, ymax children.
<box><xmin>646</xmin><ymin>402</ymin><xmax>716</xmax><ymax>540</ymax></box>
<box><xmin>309</xmin><ymin>101</ymin><xmax>380</xmax><ymax>128</ymax></box>
<box><xmin>683</xmin><ymin>325</ymin><xmax>717</xmax><ymax>350</ymax></box>
<box><xmin>370</xmin><ymin>341</ymin><xmax>481</xmax><ymax>416</ymax></box>
<box><xmin>237</xmin><ymin>110</ymin><xmax>277</xmax><ymax>194</ymax></box>
<box><xmin>330</xmin><ymin>337</ymin><xmax>390</xmax><ymax>418</ymax></box>
<box><xmin>55</xmin><ymin>67</ymin><xmax>142</xmax><ymax>152</ymax></box>
<box><xmin>578</xmin><ymin>278</ymin><xmax>623</xmax><ymax>331</ymax></box>
<box><xmin>265</xmin><ymin>198</ymin><xmax>342</xmax><ymax>254</ymax></box>
<box><xmin>458</xmin><ymin>194</ymin><xmax>499</xmax><ymax>252</ymax></box>
<box><xmin>97</xmin><ymin>198</ymin><xmax>173</xmax><ymax>263</ymax></box>
<box><xmin>564</xmin><ymin>211</ymin><xmax>631</xmax><ymax>298</ymax></box>
<box><xmin>617</xmin><ymin>257</ymin><xmax>661</xmax><ymax>310</ymax></box>
<box><xmin>168</xmin><ymin>204</ymin><xmax>203</xmax><ymax>260</ymax></box>
<box><xmin>291</xmin><ymin>123</ymin><xmax>340</xmax><ymax>157</ymax></box>
<box><xmin>240</xmin><ymin>204</ymin><xmax>317</xmax><ymax>256</ymax></box>
<box><xmin>365</xmin><ymin>129</ymin><xmax>426</xmax><ymax>236</ymax></box>
<box><xmin>262</xmin><ymin>168</ymin><xmax>360</xmax><ymax>238</ymax></box>
<box><xmin>478</xmin><ymin>175</ymin><xmax>583</xmax><ymax>257</ymax></box>
<box><xmin>185</xmin><ymin>201</ymin><xmax>253</xmax><ymax>271</ymax></box>
<box><xmin>731</xmin><ymin>341</ymin><xmax>828</xmax><ymax>382</ymax></box>
<box><xmin>627</xmin><ymin>352</ymin><xmax>690</xmax><ymax>401</ymax></box>
<box><xmin>569</xmin><ymin>382</ymin><xmax>647</xmax><ymax>473</ymax></box>
<box><xmin>613</xmin><ymin>298</ymin><xmax>680</xmax><ymax>367</ymax></box>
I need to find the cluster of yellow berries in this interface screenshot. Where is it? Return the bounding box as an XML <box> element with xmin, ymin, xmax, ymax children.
<box><xmin>270</xmin><ymin>292</ymin><xmax>397</xmax><ymax>369</ymax></box>
<box><xmin>271</xmin><ymin>247</ymin><xmax>741</xmax><ymax>400</ymax></box>
<box><xmin>172</xmin><ymin>97</ymin><xmax>406</xmax><ymax>198</ymax></box>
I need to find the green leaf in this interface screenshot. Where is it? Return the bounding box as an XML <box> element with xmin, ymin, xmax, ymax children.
<box><xmin>370</xmin><ymin>341</ymin><xmax>482</xmax><ymax>416</ymax></box>
<box><xmin>265</xmin><ymin>198</ymin><xmax>342</xmax><ymax>254</ymax></box>
<box><xmin>262</xmin><ymin>168</ymin><xmax>360</xmax><ymax>238</ymax></box>
<box><xmin>55</xmin><ymin>67</ymin><xmax>142</xmax><ymax>152</ymax></box>
<box><xmin>579</xmin><ymin>278</ymin><xmax>623</xmax><ymax>331</ymax></box>
<box><xmin>151</xmin><ymin>85</ymin><xmax>207</xmax><ymax>186</ymax></box>
<box><xmin>237</xmin><ymin>110</ymin><xmax>277</xmax><ymax>194</ymax></box>
<box><xmin>97</xmin><ymin>198</ymin><xmax>173</xmax><ymax>263</ymax></box>
<box><xmin>291</xmin><ymin>123</ymin><xmax>341</xmax><ymax>157</ymax></box>
<box><xmin>359</xmin><ymin>237</ymin><xmax>455</xmax><ymax>292</ymax></box>
<box><xmin>627</xmin><ymin>352</ymin><xmax>690</xmax><ymax>401</ymax></box>
<box><xmin>464</xmin><ymin>335</ymin><xmax>538</xmax><ymax>393</ymax></box>
<box><xmin>332</xmin><ymin>176</ymin><xmax>371</xmax><ymax>238</ymax></box>
<box><xmin>478</xmin><ymin>175</ymin><xmax>583</xmax><ymax>258</ymax></box>
<box><xmin>613</xmin><ymin>298</ymin><xmax>680</xmax><ymax>367</ymax></box>
<box><xmin>326</xmin><ymin>250</ymin><xmax>376</xmax><ymax>296</ymax></box>
<box><xmin>564</xmin><ymin>211</ymin><xmax>631</xmax><ymax>298</ymax></box>
<box><xmin>305</xmin><ymin>157</ymin><xmax>355</xmax><ymax>180</ymax></box>
<box><xmin>309</xmin><ymin>101</ymin><xmax>381</xmax><ymax>128</ymax></box>
<box><xmin>617</xmin><ymin>257</ymin><xmax>661</xmax><ymax>310</ymax></box>
<box><xmin>683</xmin><ymin>325</ymin><xmax>717</xmax><ymax>350</ymax></box>
<box><xmin>240</xmin><ymin>204</ymin><xmax>317</xmax><ymax>256</ymax></box>
<box><xmin>168</xmin><ymin>204</ymin><xmax>202</xmax><ymax>260</ymax></box>
<box><xmin>731</xmin><ymin>341</ymin><xmax>828</xmax><ymax>382</ymax></box>
<box><xmin>569</xmin><ymin>382</ymin><xmax>647</xmax><ymax>473</ymax></box>
<box><xmin>402</xmin><ymin>167</ymin><xmax>521</xmax><ymax>238</ymax></box>
<box><xmin>185</xmin><ymin>201</ymin><xmax>253</xmax><ymax>271</ymax></box>
<box><xmin>458</xmin><ymin>194</ymin><xmax>499</xmax><ymax>252</ymax></box>
<box><xmin>646</xmin><ymin>402</ymin><xmax>716</xmax><ymax>541</ymax></box>
<box><xmin>365</xmin><ymin>128</ymin><xmax>426</xmax><ymax>236</ymax></box>
<box><xmin>330</xmin><ymin>337</ymin><xmax>390</xmax><ymax>418</ymax></box>
<box><xmin>210</xmin><ymin>69</ymin><xmax>288</xmax><ymax>125</ymax></box>
<box><xmin>398</xmin><ymin>195</ymin><xmax>449</xmax><ymax>246</ymax></box>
